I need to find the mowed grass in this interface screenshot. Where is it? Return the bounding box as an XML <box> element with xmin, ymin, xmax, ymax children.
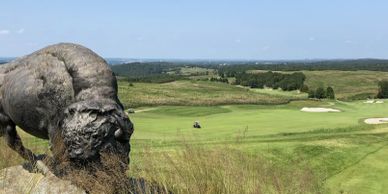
<box><xmin>130</xmin><ymin>100</ymin><xmax>387</xmax><ymax>141</ymax></box>
<box><xmin>118</xmin><ymin>80</ymin><xmax>296</xmax><ymax>108</ymax></box>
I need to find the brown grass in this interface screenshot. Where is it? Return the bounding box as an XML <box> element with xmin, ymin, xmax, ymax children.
<box><xmin>117</xmin><ymin>80</ymin><xmax>293</xmax><ymax>108</ymax></box>
<box><xmin>129</xmin><ymin>142</ymin><xmax>324</xmax><ymax>194</ymax></box>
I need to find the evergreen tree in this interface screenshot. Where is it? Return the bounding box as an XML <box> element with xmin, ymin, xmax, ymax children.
<box><xmin>326</xmin><ymin>86</ymin><xmax>335</xmax><ymax>99</ymax></box>
<box><xmin>377</xmin><ymin>80</ymin><xmax>388</xmax><ymax>98</ymax></box>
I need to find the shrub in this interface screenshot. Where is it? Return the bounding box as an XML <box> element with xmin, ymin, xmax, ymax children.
<box><xmin>315</xmin><ymin>87</ymin><xmax>326</xmax><ymax>99</ymax></box>
<box><xmin>300</xmin><ymin>85</ymin><xmax>309</xmax><ymax>93</ymax></box>
<box><xmin>308</xmin><ymin>90</ymin><xmax>315</xmax><ymax>98</ymax></box>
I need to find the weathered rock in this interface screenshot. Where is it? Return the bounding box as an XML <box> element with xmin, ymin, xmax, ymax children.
<box><xmin>0</xmin><ymin>165</ymin><xmax>85</xmax><ymax>194</ymax></box>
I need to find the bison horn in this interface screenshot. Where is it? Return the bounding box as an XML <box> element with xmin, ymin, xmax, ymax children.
<box><xmin>114</xmin><ymin>129</ymin><xmax>123</xmax><ymax>139</ymax></box>
<box><xmin>113</xmin><ymin>113</ymin><xmax>132</xmax><ymax>141</ymax></box>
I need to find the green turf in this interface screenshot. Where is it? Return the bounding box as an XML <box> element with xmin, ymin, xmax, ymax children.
<box><xmin>130</xmin><ymin>100</ymin><xmax>386</xmax><ymax>140</ymax></box>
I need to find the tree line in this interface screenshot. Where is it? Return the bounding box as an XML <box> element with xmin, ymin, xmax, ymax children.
<box><xmin>215</xmin><ymin>59</ymin><xmax>388</xmax><ymax>73</ymax></box>
<box><xmin>111</xmin><ymin>62</ymin><xmax>180</xmax><ymax>77</ymax></box>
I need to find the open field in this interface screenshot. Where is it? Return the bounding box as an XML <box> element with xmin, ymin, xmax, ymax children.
<box><xmin>3</xmin><ymin>99</ymin><xmax>388</xmax><ymax>193</ymax></box>
<box><xmin>117</xmin><ymin>80</ymin><xmax>301</xmax><ymax>108</ymax></box>
<box><xmin>303</xmin><ymin>70</ymin><xmax>388</xmax><ymax>100</ymax></box>
<box><xmin>119</xmin><ymin>69</ymin><xmax>388</xmax><ymax>109</ymax></box>
<box><xmin>174</xmin><ymin>66</ymin><xmax>216</xmax><ymax>76</ymax></box>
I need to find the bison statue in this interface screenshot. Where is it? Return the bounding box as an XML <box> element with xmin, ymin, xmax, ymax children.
<box><xmin>0</xmin><ymin>43</ymin><xmax>134</xmax><ymax>167</ymax></box>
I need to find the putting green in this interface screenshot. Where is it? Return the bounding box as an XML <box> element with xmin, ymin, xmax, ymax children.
<box><xmin>130</xmin><ymin>100</ymin><xmax>388</xmax><ymax>141</ymax></box>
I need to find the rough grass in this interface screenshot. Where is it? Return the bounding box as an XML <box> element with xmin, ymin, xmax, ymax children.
<box><xmin>250</xmin><ymin>70</ymin><xmax>388</xmax><ymax>100</ymax></box>
<box><xmin>118</xmin><ymin>80</ymin><xmax>295</xmax><ymax>108</ymax></box>
<box><xmin>118</xmin><ymin>69</ymin><xmax>388</xmax><ymax>108</ymax></box>
<box><xmin>130</xmin><ymin>142</ymin><xmax>323</xmax><ymax>194</ymax></box>
<box><xmin>0</xmin><ymin>134</ymin><xmax>323</xmax><ymax>194</ymax></box>
<box><xmin>1</xmin><ymin>140</ymin><xmax>323</xmax><ymax>194</ymax></box>
<box><xmin>302</xmin><ymin>70</ymin><xmax>388</xmax><ymax>100</ymax></box>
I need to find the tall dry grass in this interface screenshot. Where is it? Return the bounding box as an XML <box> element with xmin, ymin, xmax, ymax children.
<box><xmin>129</xmin><ymin>142</ymin><xmax>324</xmax><ymax>194</ymax></box>
<box><xmin>1</xmin><ymin>132</ymin><xmax>324</xmax><ymax>194</ymax></box>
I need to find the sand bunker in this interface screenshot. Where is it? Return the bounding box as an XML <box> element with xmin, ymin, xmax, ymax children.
<box><xmin>300</xmin><ymin>107</ymin><xmax>341</xmax><ymax>113</ymax></box>
<box><xmin>134</xmin><ymin>107</ymin><xmax>158</xmax><ymax>113</ymax></box>
<box><xmin>363</xmin><ymin>100</ymin><xmax>384</xmax><ymax>104</ymax></box>
<box><xmin>364</xmin><ymin>118</ymin><xmax>388</xmax><ymax>124</ymax></box>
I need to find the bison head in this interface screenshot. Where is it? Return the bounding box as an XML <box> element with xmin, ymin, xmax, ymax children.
<box><xmin>60</xmin><ymin>99</ymin><xmax>133</xmax><ymax>166</ymax></box>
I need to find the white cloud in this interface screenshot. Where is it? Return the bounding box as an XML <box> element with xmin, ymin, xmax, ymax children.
<box><xmin>261</xmin><ymin>46</ymin><xmax>270</xmax><ymax>51</ymax></box>
<box><xmin>0</xmin><ymin>30</ymin><xmax>10</xmax><ymax>35</ymax></box>
<box><xmin>345</xmin><ymin>40</ymin><xmax>355</xmax><ymax>44</ymax></box>
<box><xmin>308</xmin><ymin>37</ymin><xmax>315</xmax><ymax>41</ymax></box>
<box><xmin>16</xmin><ymin>28</ymin><xmax>24</xmax><ymax>34</ymax></box>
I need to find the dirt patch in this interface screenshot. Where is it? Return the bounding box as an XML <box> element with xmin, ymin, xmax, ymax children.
<box><xmin>300</xmin><ymin>107</ymin><xmax>341</xmax><ymax>113</ymax></box>
<box><xmin>364</xmin><ymin>118</ymin><xmax>388</xmax><ymax>124</ymax></box>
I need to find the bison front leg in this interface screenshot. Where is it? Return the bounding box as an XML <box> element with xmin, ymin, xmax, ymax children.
<box><xmin>2</xmin><ymin>124</ymin><xmax>37</xmax><ymax>162</ymax></box>
<box><xmin>2</xmin><ymin>124</ymin><xmax>53</xmax><ymax>175</ymax></box>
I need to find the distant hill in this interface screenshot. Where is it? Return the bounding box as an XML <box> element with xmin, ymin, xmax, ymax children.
<box><xmin>0</xmin><ymin>57</ymin><xmax>15</xmax><ymax>64</ymax></box>
<box><xmin>217</xmin><ymin>59</ymin><xmax>388</xmax><ymax>73</ymax></box>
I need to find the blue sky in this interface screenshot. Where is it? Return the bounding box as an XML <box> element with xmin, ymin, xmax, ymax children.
<box><xmin>1</xmin><ymin>0</ymin><xmax>387</xmax><ymax>59</ymax></box>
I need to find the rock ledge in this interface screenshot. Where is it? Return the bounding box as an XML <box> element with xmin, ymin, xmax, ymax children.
<box><xmin>0</xmin><ymin>165</ymin><xmax>85</xmax><ymax>194</ymax></box>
